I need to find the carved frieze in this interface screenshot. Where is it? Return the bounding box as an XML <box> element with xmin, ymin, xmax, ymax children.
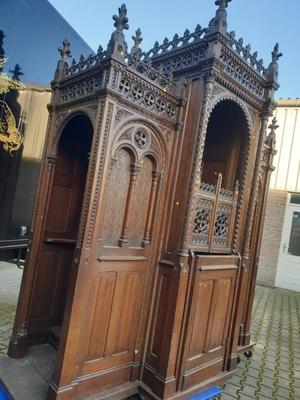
<box><xmin>60</xmin><ymin>72</ymin><xmax>103</xmax><ymax>103</ymax></box>
<box><xmin>116</xmin><ymin>69</ymin><xmax>178</xmax><ymax>123</ymax></box>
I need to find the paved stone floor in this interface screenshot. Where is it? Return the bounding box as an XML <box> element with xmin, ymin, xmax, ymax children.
<box><xmin>0</xmin><ymin>261</ymin><xmax>300</xmax><ymax>399</ymax></box>
<box><xmin>0</xmin><ymin>261</ymin><xmax>22</xmax><ymax>355</ymax></box>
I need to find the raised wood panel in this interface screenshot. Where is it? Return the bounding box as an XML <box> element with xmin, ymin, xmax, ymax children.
<box><xmin>46</xmin><ymin>185</ymin><xmax>72</xmax><ymax>233</ymax></box>
<box><xmin>85</xmin><ymin>269</ymin><xmax>145</xmax><ymax>370</ymax></box>
<box><xmin>106</xmin><ymin>271</ymin><xmax>142</xmax><ymax>356</ymax></box>
<box><xmin>208</xmin><ymin>278</ymin><xmax>232</xmax><ymax>350</ymax></box>
<box><xmin>103</xmin><ymin>149</ymin><xmax>132</xmax><ymax>246</ymax></box>
<box><xmin>129</xmin><ymin>157</ymin><xmax>153</xmax><ymax>247</ymax></box>
<box><xmin>183</xmin><ymin>265</ymin><xmax>237</xmax><ymax>387</ymax></box>
<box><xmin>88</xmin><ymin>272</ymin><xmax>117</xmax><ymax>359</ymax></box>
<box><xmin>30</xmin><ymin>245</ymin><xmax>73</xmax><ymax>325</ymax></box>
<box><xmin>149</xmin><ymin>269</ymin><xmax>171</xmax><ymax>366</ymax></box>
<box><xmin>188</xmin><ymin>280</ymin><xmax>213</xmax><ymax>358</ymax></box>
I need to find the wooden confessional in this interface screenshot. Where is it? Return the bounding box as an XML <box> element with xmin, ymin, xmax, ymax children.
<box><xmin>8</xmin><ymin>2</ymin><xmax>280</xmax><ymax>399</ymax></box>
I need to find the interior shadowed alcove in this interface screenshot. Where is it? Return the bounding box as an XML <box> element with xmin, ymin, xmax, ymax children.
<box><xmin>29</xmin><ymin>113</ymin><xmax>93</xmax><ymax>345</ymax></box>
<box><xmin>202</xmin><ymin>100</ymin><xmax>248</xmax><ymax>190</ymax></box>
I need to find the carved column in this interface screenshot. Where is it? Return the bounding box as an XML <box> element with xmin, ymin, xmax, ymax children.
<box><xmin>119</xmin><ymin>164</ymin><xmax>141</xmax><ymax>244</ymax></box>
<box><xmin>180</xmin><ymin>74</ymin><xmax>215</xmax><ymax>255</ymax></box>
<box><xmin>229</xmin><ymin>111</ymin><xmax>270</xmax><ymax>354</ymax></box>
<box><xmin>241</xmin><ymin>117</ymin><xmax>277</xmax><ymax>346</ymax></box>
<box><xmin>143</xmin><ymin>171</ymin><xmax>160</xmax><ymax>244</ymax></box>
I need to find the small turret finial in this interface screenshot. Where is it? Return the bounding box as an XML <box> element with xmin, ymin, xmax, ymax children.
<box><xmin>9</xmin><ymin>64</ymin><xmax>23</xmax><ymax>81</ymax></box>
<box><xmin>266</xmin><ymin>43</ymin><xmax>282</xmax><ymax>83</ymax></box>
<box><xmin>107</xmin><ymin>4</ymin><xmax>129</xmax><ymax>60</ymax></box>
<box><xmin>206</xmin><ymin>0</ymin><xmax>232</xmax><ymax>37</ymax></box>
<box><xmin>266</xmin><ymin>117</ymin><xmax>279</xmax><ymax>150</ymax></box>
<box><xmin>58</xmin><ymin>38</ymin><xmax>72</xmax><ymax>61</ymax></box>
<box><xmin>131</xmin><ymin>28</ymin><xmax>143</xmax><ymax>56</ymax></box>
<box><xmin>271</xmin><ymin>43</ymin><xmax>283</xmax><ymax>64</ymax></box>
<box><xmin>215</xmin><ymin>0</ymin><xmax>232</xmax><ymax>9</ymax></box>
<box><xmin>113</xmin><ymin>4</ymin><xmax>129</xmax><ymax>33</ymax></box>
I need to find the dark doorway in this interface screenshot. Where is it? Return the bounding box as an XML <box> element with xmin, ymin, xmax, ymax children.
<box><xmin>29</xmin><ymin>114</ymin><xmax>93</xmax><ymax>346</ymax></box>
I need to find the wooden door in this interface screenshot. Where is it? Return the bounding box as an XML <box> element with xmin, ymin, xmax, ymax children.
<box><xmin>180</xmin><ymin>256</ymin><xmax>238</xmax><ymax>390</ymax></box>
<box><xmin>81</xmin><ymin>132</ymin><xmax>164</xmax><ymax>387</ymax></box>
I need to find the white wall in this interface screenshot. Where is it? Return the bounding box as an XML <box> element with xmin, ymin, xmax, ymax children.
<box><xmin>270</xmin><ymin>99</ymin><xmax>300</xmax><ymax>192</ymax></box>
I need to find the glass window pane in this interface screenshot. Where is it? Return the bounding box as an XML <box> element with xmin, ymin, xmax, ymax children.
<box><xmin>288</xmin><ymin>211</ymin><xmax>300</xmax><ymax>256</ymax></box>
<box><xmin>290</xmin><ymin>194</ymin><xmax>300</xmax><ymax>205</ymax></box>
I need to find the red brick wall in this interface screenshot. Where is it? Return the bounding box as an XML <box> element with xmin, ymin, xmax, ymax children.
<box><xmin>257</xmin><ymin>190</ymin><xmax>288</xmax><ymax>287</ymax></box>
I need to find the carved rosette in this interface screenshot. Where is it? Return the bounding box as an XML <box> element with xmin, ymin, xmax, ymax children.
<box><xmin>180</xmin><ymin>75</ymin><xmax>215</xmax><ymax>254</ymax></box>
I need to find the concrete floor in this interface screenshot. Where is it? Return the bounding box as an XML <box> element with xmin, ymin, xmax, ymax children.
<box><xmin>0</xmin><ymin>261</ymin><xmax>300</xmax><ymax>399</ymax></box>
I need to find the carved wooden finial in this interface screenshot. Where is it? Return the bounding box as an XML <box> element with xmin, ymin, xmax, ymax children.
<box><xmin>266</xmin><ymin>43</ymin><xmax>282</xmax><ymax>83</ymax></box>
<box><xmin>271</xmin><ymin>43</ymin><xmax>283</xmax><ymax>64</ymax></box>
<box><xmin>215</xmin><ymin>0</ymin><xmax>232</xmax><ymax>9</ymax></box>
<box><xmin>131</xmin><ymin>28</ymin><xmax>143</xmax><ymax>55</ymax></box>
<box><xmin>206</xmin><ymin>0</ymin><xmax>232</xmax><ymax>36</ymax></box>
<box><xmin>58</xmin><ymin>38</ymin><xmax>72</xmax><ymax>61</ymax></box>
<box><xmin>9</xmin><ymin>64</ymin><xmax>24</xmax><ymax>81</ymax></box>
<box><xmin>266</xmin><ymin>117</ymin><xmax>279</xmax><ymax>150</ymax></box>
<box><xmin>107</xmin><ymin>4</ymin><xmax>129</xmax><ymax>59</ymax></box>
<box><xmin>113</xmin><ymin>3</ymin><xmax>129</xmax><ymax>33</ymax></box>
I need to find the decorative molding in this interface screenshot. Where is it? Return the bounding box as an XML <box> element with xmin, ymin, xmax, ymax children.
<box><xmin>85</xmin><ymin>102</ymin><xmax>114</xmax><ymax>249</ymax></box>
<box><xmin>180</xmin><ymin>76</ymin><xmax>215</xmax><ymax>254</ymax></box>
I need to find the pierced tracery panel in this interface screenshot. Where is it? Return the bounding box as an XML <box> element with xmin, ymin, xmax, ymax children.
<box><xmin>191</xmin><ymin>198</ymin><xmax>214</xmax><ymax>251</ymax></box>
<box><xmin>190</xmin><ymin>177</ymin><xmax>238</xmax><ymax>254</ymax></box>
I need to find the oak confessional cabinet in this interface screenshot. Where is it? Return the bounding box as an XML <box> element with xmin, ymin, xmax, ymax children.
<box><xmin>8</xmin><ymin>1</ymin><xmax>280</xmax><ymax>399</ymax></box>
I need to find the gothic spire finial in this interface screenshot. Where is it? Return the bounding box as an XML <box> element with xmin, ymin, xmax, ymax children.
<box><xmin>206</xmin><ymin>0</ymin><xmax>232</xmax><ymax>37</ymax></box>
<box><xmin>271</xmin><ymin>43</ymin><xmax>283</xmax><ymax>64</ymax></box>
<box><xmin>113</xmin><ymin>4</ymin><xmax>129</xmax><ymax>33</ymax></box>
<box><xmin>215</xmin><ymin>0</ymin><xmax>232</xmax><ymax>9</ymax></box>
<box><xmin>131</xmin><ymin>28</ymin><xmax>143</xmax><ymax>55</ymax></box>
<box><xmin>107</xmin><ymin>4</ymin><xmax>129</xmax><ymax>60</ymax></box>
<box><xmin>266</xmin><ymin>117</ymin><xmax>278</xmax><ymax>150</ymax></box>
<box><xmin>9</xmin><ymin>64</ymin><xmax>23</xmax><ymax>81</ymax></box>
<box><xmin>266</xmin><ymin>43</ymin><xmax>282</xmax><ymax>83</ymax></box>
<box><xmin>58</xmin><ymin>38</ymin><xmax>72</xmax><ymax>61</ymax></box>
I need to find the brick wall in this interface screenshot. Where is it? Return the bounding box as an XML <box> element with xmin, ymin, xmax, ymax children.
<box><xmin>257</xmin><ymin>190</ymin><xmax>288</xmax><ymax>287</ymax></box>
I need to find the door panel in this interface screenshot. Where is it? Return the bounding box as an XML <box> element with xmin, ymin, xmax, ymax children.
<box><xmin>182</xmin><ymin>259</ymin><xmax>237</xmax><ymax>390</ymax></box>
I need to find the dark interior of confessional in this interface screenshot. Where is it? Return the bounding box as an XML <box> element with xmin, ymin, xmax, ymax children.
<box><xmin>29</xmin><ymin>114</ymin><xmax>92</xmax><ymax>347</ymax></box>
<box><xmin>202</xmin><ymin>101</ymin><xmax>247</xmax><ymax>190</ymax></box>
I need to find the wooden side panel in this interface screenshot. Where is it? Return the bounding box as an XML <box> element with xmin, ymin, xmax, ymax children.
<box><xmin>83</xmin><ymin>268</ymin><xmax>146</xmax><ymax>375</ymax></box>
<box><xmin>150</xmin><ymin>270</ymin><xmax>172</xmax><ymax>364</ymax></box>
<box><xmin>30</xmin><ymin>244</ymin><xmax>73</xmax><ymax>329</ymax></box>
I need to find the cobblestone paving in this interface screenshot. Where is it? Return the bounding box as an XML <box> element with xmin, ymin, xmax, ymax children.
<box><xmin>0</xmin><ymin>262</ymin><xmax>22</xmax><ymax>355</ymax></box>
<box><xmin>219</xmin><ymin>285</ymin><xmax>300</xmax><ymax>399</ymax></box>
<box><xmin>0</xmin><ymin>262</ymin><xmax>299</xmax><ymax>399</ymax></box>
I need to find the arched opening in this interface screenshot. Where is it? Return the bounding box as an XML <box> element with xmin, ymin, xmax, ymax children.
<box><xmin>202</xmin><ymin>100</ymin><xmax>248</xmax><ymax>189</ymax></box>
<box><xmin>191</xmin><ymin>100</ymin><xmax>249</xmax><ymax>254</ymax></box>
<box><xmin>29</xmin><ymin>113</ymin><xmax>93</xmax><ymax>347</ymax></box>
